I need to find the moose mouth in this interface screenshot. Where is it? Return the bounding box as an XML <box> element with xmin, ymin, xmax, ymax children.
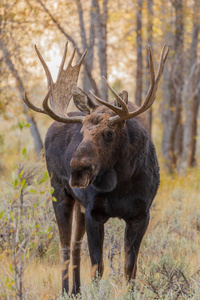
<box><xmin>69</xmin><ymin>170</ymin><xmax>96</xmax><ymax>189</ymax></box>
<box><xmin>69</xmin><ymin>167</ymin><xmax>117</xmax><ymax>192</ymax></box>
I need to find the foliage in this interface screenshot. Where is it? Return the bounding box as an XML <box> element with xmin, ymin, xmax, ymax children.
<box><xmin>138</xmin><ymin>256</ymin><xmax>193</xmax><ymax>299</ymax></box>
<box><xmin>1</xmin><ymin>162</ymin><xmax>199</xmax><ymax>299</ymax></box>
<box><xmin>0</xmin><ymin>150</ymin><xmax>55</xmax><ymax>299</ymax></box>
<box><xmin>57</xmin><ymin>258</ymin><xmax>200</xmax><ymax>300</ymax></box>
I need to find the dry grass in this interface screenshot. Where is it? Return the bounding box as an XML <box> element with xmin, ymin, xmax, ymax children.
<box><xmin>1</xmin><ymin>163</ymin><xmax>200</xmax><ymax>299</ymax></box>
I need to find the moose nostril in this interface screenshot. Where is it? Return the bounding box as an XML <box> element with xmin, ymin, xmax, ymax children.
<box><xmin>70</xmin><ymin>162</ymin><xmax>94</xmax><ymax>176</ymax></box>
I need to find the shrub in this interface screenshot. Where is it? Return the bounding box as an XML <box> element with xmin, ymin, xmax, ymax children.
<box><xmin>0</xmin><ymin>150</ymin><xmax>55</xmax><ymax>299</ymax></box>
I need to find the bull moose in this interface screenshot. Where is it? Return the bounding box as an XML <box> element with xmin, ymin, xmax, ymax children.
<box><xmin>23</xmin><ymin>42</ymin><xmax>169</xmax><ymax>295</ymax></box>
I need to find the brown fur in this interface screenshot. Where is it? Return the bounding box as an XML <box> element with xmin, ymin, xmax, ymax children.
<box><xmin>45</xmin><ymin>100</ymin><xmax>160</xmax><ymax>294</ymax></box>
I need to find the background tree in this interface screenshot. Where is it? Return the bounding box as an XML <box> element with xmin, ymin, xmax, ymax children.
<box><xmin>162</xmin><ymin>0</ymin><xmax>184</xmax><ymax>172</ymax></box>
<box><xmin>0</xmin><ymin>1</ymin><xmax>43</xmax><ymax>154</ymax></box>
<box><xmin>145</xmin><ymin>0</ymin><xmax>153</xmax><ymax>131</ymax></box>
<box><xmin>135</xmin><ymin>0</ymin><xmax>143</xmax><ymax>106</ymax></box>
<box><xmin>180</xmin><ymin>0</ymin><xmax>200</xmax><ymax>171</ymax></box>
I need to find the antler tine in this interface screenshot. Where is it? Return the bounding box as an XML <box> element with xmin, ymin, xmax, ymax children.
<box><xmin>102</xmin><ymin>76</ymin><xmax>129</xmax><ymax>113</ymax></box>
<box><xmin>109</xmin><ymin>45</ymin><xmax>169</xmax><ymax>124</ymax></box>
<box><xmin>65</xmin><ymin>46</ymin><xmax>87</xmax><ymax>69</ymax></box>
<box><xmin>42</xmin><ymin>92</ymin><xmax>84</xmax><ymax>123</ymax></box>
<box><xmin>155</xmin><ymin>44</ymin><xmax>167</xmax><ymax>81</ymax></box>
<box><xmin>57</xmin><ymin>41</ymin><xmax>68</xmax><ymax>78</ymax></box>
<box><xmin>144</xmin><ymin>44</ymin><xmax>170</xmax><ymax>111</ymax></box>
<box><xmin>22</xmin><ymin>91</ymin><xmax>48</xmax><ymax>114</ymax></box>
<box><xmin>77</xmin><ymin>49</ymin><xmax>87</xmax><ymax>67</ymax></box>
<box><xmin>88</xmin><ymin>75</ymin><xmax>130</xmax><ymax>118</ymax></box>
<box><xmin>22</xmin><ymin>42</ymin><xmax>88</xmax><ymax>124</ymax></box>
<box><xmin>133</xmin><ymin>45</ymin><xmax>155</xmax><ymax>112</ymax></box>
<box><xmin>108</xmin><ymin>45</ymin><xmax>156</xmax><ymax>123</ymax></box>
<box><xmin>163</xmin><ymin>45</ymin><xmax>170</xmax><ymax>63</ymax></box>
<box><xmin>35</xmin><ymin>45</ymin><xmax>53</xmax><ymax>87</ymax></box>
<box><xmin>89</xmin><ymin>90</ymin><xmax>125</xmax><ymax>116</ymax></box>
<box><xmin>23</xmin><ymin>87</ymin><xmax>84</xmax><ymax>123</ymax></box>
<box><xmin>66</xmin><ymin>47</ymin><xmax>76</xmax><ymax>69</ymax></box>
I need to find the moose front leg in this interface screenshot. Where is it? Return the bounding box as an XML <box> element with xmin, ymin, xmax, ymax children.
<box><xmin>71</xmin><ymin>202</ymin><xmax>85</xmax><ymax>295</ymax></box>
<box><xmin>124</xmin><ymin>212</ymin><xmax>150</xmax><ymax>282</ymax></box>
<box><xmin>85</xmin><ymin>212</ymin><xmax>104</xmax><ymax>280</ymax></box>
<box><xmin>52</xmin><ymin>184</ymin><xmax>75</xmax><ymax>295</ymax></box>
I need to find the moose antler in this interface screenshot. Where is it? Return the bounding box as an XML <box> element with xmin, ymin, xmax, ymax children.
<box><xmin>90</xmin><ymin>45</ymin><xmax>169</xmax><ymax>124</ymax></box>
<box><xmin>23</xmin><ymin>42</ymin><xmax>87</xmax><ymax>123</ymax></box>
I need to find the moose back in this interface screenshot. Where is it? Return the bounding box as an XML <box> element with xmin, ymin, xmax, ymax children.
<box><xmin>23</xmin><ymin>42</ymin><xmax>169</xmax><ymax>294</ymax></box>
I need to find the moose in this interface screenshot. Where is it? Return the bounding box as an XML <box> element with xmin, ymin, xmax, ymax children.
<box><xmin>23</xmin><ymin>42</ymin><xmax>169</xmax><ymax>294</ymax></box>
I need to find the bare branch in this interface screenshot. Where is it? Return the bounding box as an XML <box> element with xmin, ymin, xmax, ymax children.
<box><xmin>36</xmin><ymin>0</ymin><xmax>99</xmax><ymax>95</ymax></box>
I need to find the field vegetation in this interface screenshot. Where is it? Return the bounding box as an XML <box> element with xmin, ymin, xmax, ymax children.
<box><xmin>0</xmin><ymin>124</ymin><xmax>199</xmax><ymax>299</ymax></box>
<box><xmin>1</xmin><ymin>0</ymin><xmax>200</xmax><ymax>298</ymax></box>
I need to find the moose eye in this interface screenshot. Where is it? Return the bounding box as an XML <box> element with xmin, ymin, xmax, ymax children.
<box><xmin>102</xmin><ymin>129</ymin><xmax>114</xmax><ymax>142</ymax></box>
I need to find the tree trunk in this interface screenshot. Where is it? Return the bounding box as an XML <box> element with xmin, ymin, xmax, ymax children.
<box><xmin>83</xmin><ymin>0</ymin><xmax>96</xmax><ymax>92</ymax></box>
<box><xmin>135</xmin><ymin>0</ymin><xmax>143</xmax><ymax>106</ymax></box>
<box><xmin>1</xmin><ymin>42</ymin><xmax>43</xmax><ymax>154</ymax></box>
<box><xmin>173</xmin><ymin>0</ymin><xmax>184</xmax><ymax>165</ymax></box>
<box><xmin>95</xmin><ymin>0</ymin><xmax>108</xmax><ymax>99</ymax></box>
<box><xmin>161</xmin><ymin>0</ymin><xmax>184</xmax><ymax>172</ymax></box>
<box><xmin>179</xmin><ymin>0</ymin><xmax>200</xmax><ymax>171</ymax></box>
<box><xmin>76</xmin><ymin>0</ymin><xmax>96</xmax><ymax>93</ymax></box>
<box><xmin>145</xmin><ymin>0</ymin><xmax>153</xmax><ymax>131</ymax></box>
<box><xmin>180</xmin><ymin>65</ymin><xmax>200</xmax><ymax>170</ymax></box>
<box><xmin>37</xmin><ymin>0</ymin><xmax>99</xmax><ymax>96</ymax></box>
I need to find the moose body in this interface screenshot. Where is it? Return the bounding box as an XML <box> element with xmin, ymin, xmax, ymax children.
<box><xmin>23</xmin><ymin>42</ymin><xmax>169</xmax><ymax>294</ymax></box>
<box><xmin>45</xmin><ymin>106</ymin><xmax>159</xmax><ymax>293</ymax></box>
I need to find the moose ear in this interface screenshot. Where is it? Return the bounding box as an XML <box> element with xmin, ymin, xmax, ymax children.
<box><xmin>73</xmin><ymin>87</ymin><xmax>98</xmax><ymax>115</ymax></box>
<box><xmin>119</xmin><ymin>90</ymin><xmax>128</xmax><ymax>104</ymax></box>
<box><xmin>114</xmin><ymin>90</ymin><xmax>128</xmax><ymax>107</ymax></box>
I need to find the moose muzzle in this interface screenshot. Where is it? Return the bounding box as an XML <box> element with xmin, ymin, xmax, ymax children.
<box><xmin>69</xmin><ymin>163</ymin><xmax>97</xmax><ymax>189</ymax></box>
<box><xmin>69</xmin><ymin>140</ymin><xmax>99</xmax><ymax>189</ymax></box>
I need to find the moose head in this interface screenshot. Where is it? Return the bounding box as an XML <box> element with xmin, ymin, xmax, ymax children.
<box><xmin>24</xmin><ymin>42</ymin><xmax>169</xmax><ymax>192</ymax></box>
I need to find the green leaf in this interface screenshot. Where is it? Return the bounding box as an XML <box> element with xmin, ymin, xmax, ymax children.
<box><xmin>11</xmin><ymin>178</ymin><xmax>18</xmax><ymax>188</ymax></box>
<box><xmin>0</xmin><ymin>210</ymin><xmax>5</xmax><ymax>219</ymax></box>
<box><xmin>9</xmin><ymin>264</ymin><xmax>14</xmax><ymax>274</ymax></box>
<box><xmin>39</xmin><ymin>172</ymin><xmax>49</xmax><ymax>184</ymax></box>
<box><xmin>19</xmin><ymin>169</ymin><xmax>24</xmax><ymax>178</ymax></box>
<box><xmin>18</xmin><ymin>121</ymin><xmax>30</xmax><ymax>130</ymax></box>
<box><xmin>28</xmin><ymin>189</ymin><xmax>37</xmax><ymax>194</ymax></box>
<box><xmin>22</xmin><ymin>147</ymin><xmax>27</xmax><ymax>158</ymax></box>
<box><xmin>18</xmin><ymin>121</ymin><xmax>25</xmax><ymax>130</ymax></box>
<box><xmin>52</xmin><ymin>196</ymin><xmax>57</xmax><ymax>202</ymax></box>
<box><xmin>21</xmin><ymin>178</ymin><xmax>26</xmax><ymax>187</ymax></box>
<box><xmin>10</xmin><ymin>212</ymin><xmax>14</xmax><ymax>222</ymax></box>
<box><xmin>47</xmin><ymin>225</ymin><xmax>52</xmax><ymax>232</ymax></box>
